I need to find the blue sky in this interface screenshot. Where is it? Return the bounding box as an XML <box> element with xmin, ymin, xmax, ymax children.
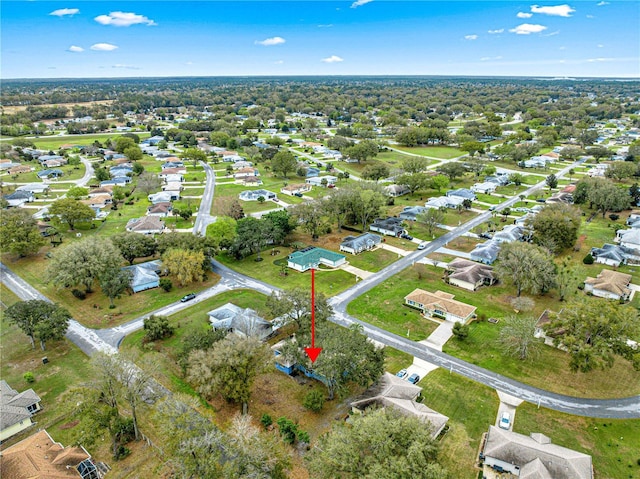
<box><xmin>2</xmin><ymin>1</ymin><xmax>638</xmax><ymax>78</ymax></box>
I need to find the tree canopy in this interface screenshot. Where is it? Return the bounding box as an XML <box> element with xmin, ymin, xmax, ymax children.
<box><xmin>49</xmin><ymin>198</ymin><xmax>95</xmax><ymax>230</ymax></box>
<box><xmin>5</xmin><ymin>300</ymin><xmax>71</xmax><ymax>350</ymax></box>
<box><xmin>495</xmin><ymin>242</ymin><xmax>556</xmax><ymax>297</ymax></box>
<box><xmin>307</xmin><ymin>408</ymin><xmax>446</xmax><ymax>479</ymax></box>
<box><xmin>547</xmin><ymin>297</ymin><xmax>640</xmax><ymax>372</ymax></box>
<box><xmin>528</xmin><ymin>203</ymin><xmax>581</xmax><ymax>254</ymax></box>
<box><xmin>0</xmin><ymin>208</ymin><xmax>45</xmax><ymax>257</ymax></box>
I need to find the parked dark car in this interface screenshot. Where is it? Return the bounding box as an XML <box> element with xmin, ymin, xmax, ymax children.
<box><xmin>180</xmin><ymin>293</ymin><xmax>196</xmax><ymax>302</ymax></box>
<box><xmin>294</xmin><ymin>192</ymin><xmax>303</xmax><ymax>197</ymax></box>
<box><xmin>400</xmin><ymin>233</ymin><xmax>413</xmax><ymax>240</ymax></box>
<box><xmin>407</xmin><ymin>373</ymin><xmax>420</xmax><ymax>384</ymax></box>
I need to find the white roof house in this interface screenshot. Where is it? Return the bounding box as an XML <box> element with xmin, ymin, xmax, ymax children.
<box><xmin>305</xmin><ymin>175</ymin><xmax>337</xmax><ymax>187</ymax></box>
<box><xmin>471</xmin><ymin>182</ymin><xmax>497</xmax><ymax>194</ymax></box>
<box><xmin>239</xmin><ymin>189</ymin><xmax>277</xmax><ymax>201</ymax></box>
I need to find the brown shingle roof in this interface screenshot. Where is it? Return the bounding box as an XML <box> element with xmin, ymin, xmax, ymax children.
<box><xmin>584</xmin><ymin>269</ymin><xmax>631</xmax><ymax>297</ymax></box>
<box><xmin>0</xmin><ymin>430</ymin><xmax>91</xmax><ymax>479</ymax></box>
<box><xmin>404</xmin><ymin>289</ymin><xmax>476</xmax><ymax>319</ymax></box>
<box><xmin>447</xmin><ymin>258</ymin><xmax>494</xmax><ymax>285</ymax></box>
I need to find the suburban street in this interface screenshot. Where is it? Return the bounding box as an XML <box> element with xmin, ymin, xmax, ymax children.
<box><xmin>192</xmin><ymin>160</ymin><xmax>216</xmax><ymax>236</ymax></box>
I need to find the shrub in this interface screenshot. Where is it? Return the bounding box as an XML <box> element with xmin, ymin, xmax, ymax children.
<box><xmin>277</xmin><ymin>417</ymin><xmax>298</xmax><ymax>444</ymax></box>
<box><xmin>72</xmin><ymin>289</ymin><xmax>86</xmax><ymax>300</ymax></box>
<box><xmin>452</xmin><ymin>322</ymin><xmax>469</xmax><ymax>340</ymax></box>
<box><xmin>609</xmin><ymin>213</ymin><xmax>620</xmax><ymax>221</ymax></box>
<box><xmin>260</xmin><ymin>413</ymin><xmax>273</xmax><ymax>429</ymax></box>
<box><xmin>302</xmin><ymin>390</ymin><xmax>325</xmax><ymax>412</ymax></box>
<box><xmin>143</xmin><ymin>315</ymin><xmax>174</xmax><ymax>342</ymax></box>
<box><xmin>114</xmin><ymin>445</ymin><xmax>131</xmax><ymax>461</ymax></box>
<box><xmin>23</xmin><ymin>372</ymin><xmax>35</xmax><ymax>383</ymax></box>
<box><xmin>159</xmin><ymin>278</ymin><xmax>173</xmax><ymax>292</ymax></box>
<box><xmin>297</xmin><ymin>430</ymin><xmax>310</xmax><ymax>444</ymax></box>
<box><xmin>583</xmin><ymin>253</ymin><xmax>594</xmax><ymax>265</ymax></box>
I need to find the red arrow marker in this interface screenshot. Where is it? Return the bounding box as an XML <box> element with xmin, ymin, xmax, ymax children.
<box><xmin>304</xmin><ymin>268</ymin><xmax>322</xmax><ymax>363</ymax></box>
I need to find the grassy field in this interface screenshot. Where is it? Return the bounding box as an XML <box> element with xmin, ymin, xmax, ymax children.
<box><xmin>1</xmin><ymin>251</ymin><xmax>222</xmax><ymax>328</ymax></box>
<box><xmin>1</xmin><ymin>163</ymin><xmax>86</xmax><ymax>183</ymax></box>
<box><xmin>345</xmin><ymin>247</ymin><xmax>401</xmax><ymax>272</ymax></box>
<box><xmin>443</xmin><ymin>318</ymin><xmax>640</xmax><ymax>399</ymax></box>
<box><xmin>25</xmin><ymin>132</ymin><xmax>151</xmax><ymax>150</ymax></box>
<box><xmin>394</xmin><ymin>146</ymin><xmax>466</xmax><ymax>159</ymax></box>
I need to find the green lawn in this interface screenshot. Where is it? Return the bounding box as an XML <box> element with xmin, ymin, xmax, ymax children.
<box><xmin>514</xmin><ymin>403</ymin><xmax>640</xmax><ymax>479</ymax></box>
<box><xmin>384</xmin><ymin>346</ymin><xmax>414</xmax><ymax>374</ymax></box>
<box><xmin>345</xmin><ymin>247</ymin><xmax>400</xmax><ymax>272</ymax></box>
<box><xmin>394</xmin><ymin>146</ymin><xmax>465</xmax><ymax>159</ymax></box>
<box><xmin>29</xmin><ymin>132</ymin><xmax>151</xmax><ymax>150</ymax></box>
<box><xmin>216</xmin><ymin>250</ymin><xmax>355</xmax><ymax>296</ymax></box>
<box><xmin>443</xmin><ymin>318</ymin><xmax>640</xmax><ymax>399</ymax></box>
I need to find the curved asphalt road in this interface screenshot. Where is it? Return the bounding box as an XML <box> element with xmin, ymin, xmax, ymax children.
<box><xmin>3</xmin><ymin>158</ymin><xmax>638</xmax><ymax>418</ymax></box>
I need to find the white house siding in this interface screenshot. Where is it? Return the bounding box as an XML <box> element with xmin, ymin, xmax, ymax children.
<box><xmin>448</xmin><ymin>278</ymin><xmax>477</xmax><ymax>292</ymax></box>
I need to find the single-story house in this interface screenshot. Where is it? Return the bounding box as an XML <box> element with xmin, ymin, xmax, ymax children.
<box><xmin>305</xmin><ymin>167</ymin><xmax>321</xmax><ymax>178</ymax></box>
<box><xmin>590</xmin><ymin>243</ymin><xmax>640</xmax><ymax>267</ymax></box>
<box><xmin>42</xmin><ymin>158</ymin><xmax>67</xmax><ymax>168</ymax></box>
<box><xmin>0</xmin><ymin>380</ymin><xmax>42</xmax><ymax>442</ymax></box>
<box><xmin>148</xmin><ymin>191</ymin><xmax>180</xmax><ymax>203</ymax></box>
<box><xmin>350</xmin><ymin>372</ymin><xmax>448</xmax><ymax>439</ymax></box>
<box><xmin>0</xmin><ymin>161</ymin><xmax>22</xmax><ymax>170</ymax></box>
<box><xmin>399</xmin><ymin>206</ymin><xmax>428</xmax><ymax>221</ymax></box>
<box><xmin>99</xmin><ymin>177</ymin><xmax>129</xmax><ymax>187</ymax></box>
<box><xmin>288</xmin><ymin>246</ymin><xmax>346</xmax><ymax>272</ymax></box>
<box><xmin>238</xmin><ymin>189</ymin><xmax>277</xmax><ymax>202</ymax></box>
<box><xmin>147</xmin><ymin>135</ymin><xmax>165</xmax><ymax>145</ymax></box>
<box><xmin>617</xmin><ymin>229</ymin><xmax>640</xmax><ymax>250</ymax></box>
<box><xmin>492</xmin><ymin>224</ymin><xmax>525</xmax><ymax>244</ymax></box>
<box><xmin>162</xmin><ymin>174</ymin><xmax>184</xmax><ymax>184</ymax></box>
<box><xmin>522</xmin><ymin>158</ymin><xmax>548</xmax><ymax>168</ymax></box>
<box><xmin>305</xmin><ymin>175</ymin><xmax>337</xmax><ymax>187</ymax></box>
<box><xmin>424</xmin><ymin>195</ymin><xmax>464</xmax><ymax>209</ymax></box>
<box><xmin>36</xmin><ymin>168</ymin><xmax>63</xmax><ymax>179</ymax></box>
<box><xmin>207</xmin><ymin>303</ymin><xmax>274</xmax><ymax>341</ymax></box>
<box><xmin>280</xmin><ymin>184</ymin><xmax>312</xmax><ymax>196</ymax></box>
<box><xmin>161</xmin><ymin>161</ymin><xmax>184</xmax><ymax>169</ymax></box>
<box><xmin>109</xmin><ymin>166</ymin><xmax>133</xmax><ymax>178</ymax></box>
<box><xmin>626</xmin><ymin>213</ymin><xmax>640</xmax><ymax>227</ymax></box>
<box><xmin>370</xmin><ymin>217</ymin><xmax>406</xmax><ymax>237</ymax></box>
<box><xmin>237</xmin><ymin>176</ymin><xmax>263</xmax><ymax>186</ymax></box>
<box><xmin>16</xmin><ymin>183</ymin><xmax>49</xmax><ymax>194</ymax></box>
<box><xmin>122</xmin><ymin>261</ymin><xmax>161</xmax><ymax>293</ymax></box>
<box><xmin>223</xmin><ymin>154</ymin><xmax>246</xmax><ymax>163</ymax></box>
<box><xmin>162</xmin><ymin>182</ymin><xmax>184</xmax><ymax>192</ymax></box>
<box><xmin>481</xmin><ymin>426</ymin><xmax>593</xmax><ymax>479</ymax></box>
<box><xmin>125</xmin><ymin>216</ymin><xmax>165</xmax><ymax>235</ymax></box>
<box><xmin>340</xmin><ymin>233</ymin><xmax>382</xmax><ymax>255</ymax></box>
<box><xmin>231</xmin><ymin>161</ymin><xmax>254</xmax><ymax>170</ymax></box>
<box><xmin>3</xmin><ymin>190</ymin><xmax>35</xmax><ymax>207</ymax></box>
<box><xmin>485</xmin><ymin>174</ymin><xmax>509</xmax><ymax>186</ymax></box>
<box><xmin>470</xmin><ymin>241</ymin><xmax>501</xmax><ymax>265</ymax></box>
<box><xmin>8</xmin><ymin>165</ymin><xmax>34</xmax><ymax>175</ymax></box>
<box><xmin>384</xmin><ymin>184</ymin><xmax>411</xmax><ymax>197</ymax></box>
<box><xmin>36</xmin><ymin>154</ymin><xmax>64</xmax><ymax>164</ymax></box>
<box><xmin>0</xmin><ymin>429</ymin><xmax>102</xmax><ymax>479</ymax></box>
<box><xmin>471</xmin><ymin>182</ymin><xmax>497</xmax><ymax>194</ymax></box>
<box><xmin>147</xmin><ymin>202</ymin><xmax>173</xmax><ymax>217</ymax></box>
<box><xmin>446</xmin><ymin>188</ymin><xmax>476</xmax><ymax>201</ymax></box>
<box><xmin>88</xmin><ymin>186</ymin><xmax>113</xmax><ymax>197</ymax></box>
<box><xmin>584</xmin><ymin>269</ymin><xmax>632</xmax><ymax>301</ymax></box>
<box><xmin>404</xmin><ymin>289</ymin><xmax>476</xmax><ymax>323</ymax></box>
<box><xmin>80</xmin><ymin>194</ymin><xmax>112</xmax><ymax>209</ymax></box>
<box><xmin>234</xmin><ymin>167</ymin><xmax>260</xmax><ymax>179</ymax></box>
<box><xmin>445</xmin><ymin>258</ymin><xmax>496</xmax><ymax>291</ymax></box>
<box><xmin>159</xmin><ymin>168</ymin><xmax>185</xmax><ymax>178</ymax></box>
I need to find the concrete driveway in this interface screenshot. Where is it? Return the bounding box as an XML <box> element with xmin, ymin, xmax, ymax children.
<box><xmin>495</xmin><ymin>391</ymin><xmax>524</xmax><ymax>432</ymax></box>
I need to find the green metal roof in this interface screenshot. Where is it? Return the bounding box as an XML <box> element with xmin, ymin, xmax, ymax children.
<box><xmin>288</xmin><ymin>246</ymin><xmax>345</xmax><ymax>269</ymax></box>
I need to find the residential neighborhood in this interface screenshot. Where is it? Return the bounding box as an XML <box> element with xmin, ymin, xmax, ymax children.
<box><xmin>1</xmin><ymin>26</ymin><xmax>640</xmax><ymax>478</ymax></box>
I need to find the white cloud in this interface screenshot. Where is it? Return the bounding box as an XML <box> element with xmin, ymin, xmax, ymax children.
<box><xmin>586</xmin><ymin>14</ymin><xmax>595</xmax><ymax>18</ymax></box>
<box><xmin>464</xmin><ymin>34</ymin><xmax>478</xmax><ymax>40</ymax></box>
<box><xmin>185</xmin><ymin>61</ymin><xmax>193</xmax><ymax>65</ymax></box>
<box><xmin>112</xmin><ymin>64</ymin><xmax>141</xmax><ymax>70</ymax></box>
<box><xmin>351</xmin><ymin>0</ymin><xmax>373</xmax><ymax>8</ymax></box>
<box><xmin>530</xmin><ymin>5</ymin><xmax>575</xmax><ymax>17</ymax></box>
<box><xmin>559</xmin><ymin>46</ymin><xmax>566</xmax><ymax>50</ymax></box>
<box><xmin>94</xmin><ymin>11</ymin><xmax>156</xmax><ymax>27</ymax></box>
<box><xmin>274</xmin><ymin>60</ymin><xmax>284</xmax><ymax>64</ymax></box>
<box><xmin>517</xmin><ymin>12</ymin><xmax>533</xmax><ymax>18</ymax></box>
<box><xmin>49</xmin><ymin>8</ymin><xmax>79</xmax><ymax>17</ymax></box>
<box><xmin>480</xmin><ymin>56</ymin><xmax>503</xmax><ymax>61</ymax></box>
<box><xmin>488</xmin><ymin>29</ymin><xmax>504</xmax><ymax>34</ymax></box>
<box><xmin>68</xmin><ymin>45</ymin><xmax>84</xmax><ymax>52</ymax></box>
<box><xmin>255</xmin><ymin>36</ymin><xmax>286</xmax><ymax>46</ymax></box>
<box><xmin>509</xmin><ymin>23</ymin><xmax>548</xmax><ymax>35</ymax></box>
<box><xmin>597</xmin><ymin>1</ymin><xmax>609</xmax><ymax>5</ymax></box>
<box><xmin>597</xmin><ymin>44</ymin><xmax>604</xmax><ymax>48</ymax></box>
<box><xmin>322</xmin><ymin>55</ymin><xmax>344</xmax><ymax>63</ymax></box>
<box><xmin>544</xmin><ymin>30</ymin><xmax>560</xmax><ymax>36</ymax></box>
<box><xmin>317</xmin><ymin>24</ymin><xmax>333</xmax><ymax>28</ymax></box>
<box><xmin>90</xmin><ymin>43</ymin><xmax>118</xmax><ymax>51</ymax></box>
